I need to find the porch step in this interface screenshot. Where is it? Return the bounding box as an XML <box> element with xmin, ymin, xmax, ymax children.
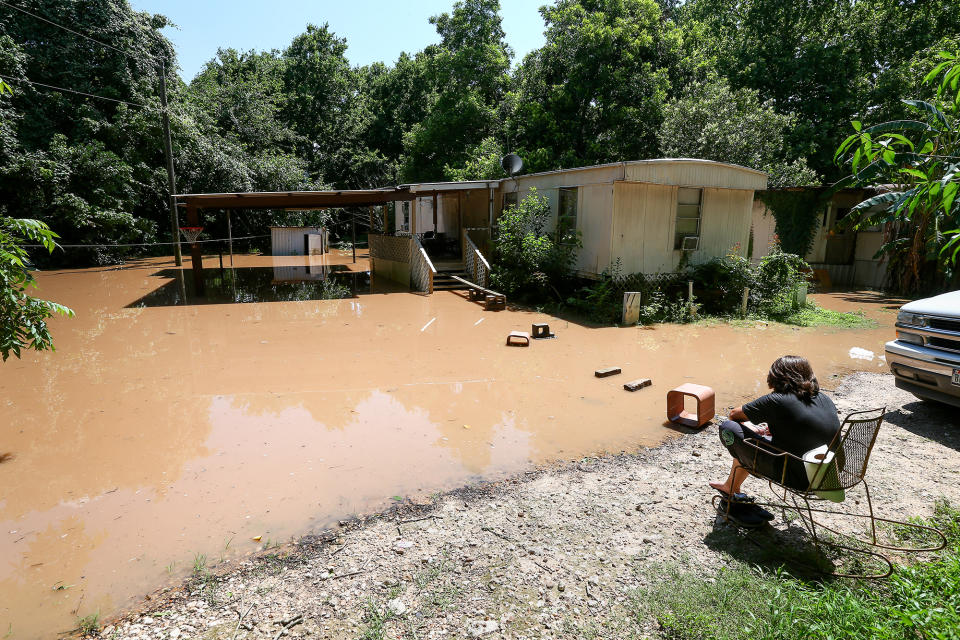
<box><xmin>433</xmin><ymin>270</ymin><xmax>470</xmax><ymax>290</ymax></box>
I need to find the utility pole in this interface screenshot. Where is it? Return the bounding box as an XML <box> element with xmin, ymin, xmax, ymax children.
<box><xmin>159</xmin><ymin>60</ymin><xmax>182</xmax><ymax>266</ymax></box>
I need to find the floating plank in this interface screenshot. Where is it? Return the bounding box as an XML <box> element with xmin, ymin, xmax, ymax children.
<box><xmin>623</xmin><ymin>378</ymin><xmax>652</xmax><ymax>392</ymax></box>
<box><xmin>595</xmin><ymin>367</ymin><xmax>621</xmax><ymax>378</ymax></box>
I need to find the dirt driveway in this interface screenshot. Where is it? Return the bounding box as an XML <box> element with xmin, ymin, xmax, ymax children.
<box><xmin>102</xmin><ymin>372</ymin><xmax>960</xmax><ymax>639</ymax></box>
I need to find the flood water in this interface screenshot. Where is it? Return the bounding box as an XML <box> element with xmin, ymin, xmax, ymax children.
<box><xmin>1</xmin><ymin>253</ymin><xmax>901</xmax><ymax>638</ymax></box>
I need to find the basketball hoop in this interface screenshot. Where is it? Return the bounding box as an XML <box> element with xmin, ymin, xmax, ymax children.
<box><xmin>179</xmin><ymin>226</ymin><xmax>204</xmax><ymax>244</ymax></box>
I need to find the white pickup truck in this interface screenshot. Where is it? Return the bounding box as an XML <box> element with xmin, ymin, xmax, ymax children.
<box><xmin>885</xmin><ymin>290</ymin><xmax>960</xmax><ymax>407</ymax></box>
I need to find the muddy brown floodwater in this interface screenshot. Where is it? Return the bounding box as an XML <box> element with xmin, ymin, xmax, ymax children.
<box><xmin>0</xmin><ymin>254</ymin><xmax>902</xmax><ymax>639</ymax></box>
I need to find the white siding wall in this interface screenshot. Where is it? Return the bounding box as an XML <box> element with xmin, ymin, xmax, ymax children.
<box><xmin>577</xmin><ymin>184</ymin><xmax>614</xmax><ymax>274</ymax></box>
<box><xmin>271</xmin><ymin>227</ymin><xmax>325</xmax><ymax>256</ymax></box>
<box><xmin>624</xmin><ymin>160</ymin><xmax>766</xmax><ymax>191</ymax></box>
<box><xmin>610</xmin><ymin>182</ymin><xmax>676</xmax><ymax>274</ymax></box>
<box><xmin>697</xmin><ymin>188</ymin><xmax>754</xmax><ymax>261</ymax></box>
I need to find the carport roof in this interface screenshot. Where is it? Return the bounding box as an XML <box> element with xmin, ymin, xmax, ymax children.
<box><xmin>176</xmin><ymin>187</ymin><xmax>416</xmax><ymax>210</ymax></box>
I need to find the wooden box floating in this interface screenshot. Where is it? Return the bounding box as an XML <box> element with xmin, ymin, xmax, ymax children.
<box><xmin>624</xmin><ymin>378</ymin><xmax>652</xmax><ymax>391</ymax></box>
<box><xmin>506</xmin><ymin>331</ymin><xmax>530</xmax><ymax>347</ymax></box>
<box><xmin>531</xmin><ymin>323</ymin><xmax>554</xmax><ymax>339</ymax></box>
<box><xmin>485</xmin><ymin>294</ymin><xmax>506</xmax><ymax>311</ymax></box>
<box><xmin>595</xmin><ymin>367</ymin><xmax>622</xmax><ymax>378</ymax></box>
<box><xmin>666</xmin><ymin>383</ymin><xmax>715</xmax><ymax>428</ymax></box>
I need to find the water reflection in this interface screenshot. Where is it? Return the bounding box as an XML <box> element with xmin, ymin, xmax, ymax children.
<box><xmin>129</xmin><ymin>266</ymin><xmax>372</xmax><ymax>307</ymax></box>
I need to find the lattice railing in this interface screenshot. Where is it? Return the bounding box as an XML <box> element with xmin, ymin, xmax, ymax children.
<box><xmin>410</xmin><ymin>235</ymin><xmax>436</xmax><ymax>293</ymax></box>
<box><xmin>369</xmin><ymin>234</ymin><xmax>412</xmax><ymax>263</ymax></box>
<box><xmin>463</xmin><ymin>232</ymin><xmax>491</xmax><ymax>288</ymax></box>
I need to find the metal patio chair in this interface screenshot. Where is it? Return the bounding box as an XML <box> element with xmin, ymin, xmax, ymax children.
<box><xmin>712</xmin><ymin>408</ymin><xmax>946</xmax><ymax>578</ymax></box>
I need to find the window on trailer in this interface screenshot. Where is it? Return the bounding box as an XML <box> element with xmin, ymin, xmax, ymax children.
<box><xmin>674</xmin><ymin>188</ymin><xmax>702</xmax><ymax>249</ymax></box>
<box><xmin>557</xmin><ymin>187</ymin><xmax>578</xmax><ymax>245</ymax></box>
<box><xmin>503</xmin><ymin>191</ymin><xmax>518</xmax><ymax>209</ymax></box>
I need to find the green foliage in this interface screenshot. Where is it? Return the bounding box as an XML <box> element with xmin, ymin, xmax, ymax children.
<box><xmin>658</xmin><ymin>77</ymin><xmax>818</xmax><ymax>188</ymax></box>
<box><xmin>678</xmin><ymin>0</ymin><xmax>960</xmax><ymax>182</ymax></box>
<box><xmin>0</xmin><ymin>217</ymin><xmax>75</xmax><ymax>363</ymax></box>
<box><xmin>780</xmin><ymin>305</ymin><xmax>876</xmax><ymax>329</ymax></box>
<box><xmin>443</xmin><ymin>136</ymin><xmax>506</xmax><ymax>182</ymax></box>
<box><xmin>757</xmin><ymin>190</ymin><xmax>827</xmax><ymax>258</ymax></box>
<box><xmin>4</xmin><ymin>0</ymin><xmax>960</xmax><ymax>277</ymax></box>
<box><xmin>76</xmin><ymin>611</ymin><xmax>99</xmax><ymax>636</ymax></box>
<box><xmin>834</xmin><ymin>51</ymin><xmax>960</xmax><ymax>293</ymax></box>
<box><xmin>401</xmin><ymin>0</ymin><xmax>511</xmax><ymax>182</ymax></box>
<box><xmin>489</xmin><ymin>188</ymin><xmax>580</xmax><ymax>299</ymax></box>
<box><xmin>567</xmin><ymin>246</ymin><xmax>812</xmax><ymax>325</ymax></box>
<box><xmin>641</xmin><ymin>501</ymin><xmax>960</xmax><ymax>640</ymax></box>
<box><xmin>507</xmin><ymin>0</ymin><xmax>682</xmax><ymax>172</ymax></box>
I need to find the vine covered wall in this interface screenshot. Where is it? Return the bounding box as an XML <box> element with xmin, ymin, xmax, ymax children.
<box><xmin>757</xmin><ymin>190</ymin><xmax>828</xmax><ymax>257</ymax></box>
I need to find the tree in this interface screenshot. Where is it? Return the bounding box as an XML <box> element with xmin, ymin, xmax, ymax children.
<box><xmin>506</xmin><ymin>0</ymin><xmax>683</xmax><ymax>172</ymax></box>
<box><xmin>490</xmin><ymin>188</ymin><xmax>579</xmax><ymax>298</ymax></box>
<box><xmin>834</xmin><ymin>51</ymin><xmax>960</xmax><ymax>294</ymax></box>
<box><xmin>658</xmin><ymin>77</ymin><xmax>818</xmax><ymax>187</ymax></box>
<box><xmin>0</xmin><ymin>80</ymin><xmax>74</xmax><ymax>361</ymax></box>
<box><xmin>401</xmin><ymin>0</ymin><xmax>512</xmax><ymax>182</ymax></box>
<box><xmin>677</xmin><ymin>0</ymin><xmax>960</xmax><ymax>180</ymax></box>
<box><xmin>443</xmin><ymin>136</ymin><xmax>506</xmax><ymax>181</ymax></box>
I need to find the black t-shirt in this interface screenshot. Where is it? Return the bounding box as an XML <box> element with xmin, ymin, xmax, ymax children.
<box><xmin>742</xmin><ymin>391</ymin><xmax>841</xmax><ymax>487</ymax></box>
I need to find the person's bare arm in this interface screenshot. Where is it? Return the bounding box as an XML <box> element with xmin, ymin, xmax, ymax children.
<box><xmin>730</xmin><ymin>406</ymin><xmax>770</xmax><ymax>436</ymax></box>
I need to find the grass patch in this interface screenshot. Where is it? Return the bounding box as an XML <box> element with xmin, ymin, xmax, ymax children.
<box><xmin>778</xmin><ymin>303</ymin><xmax>877</xmax><ymax>329</ymax></box>
<box><xmin>638</xmin><ymin>501</ymin><xmax>960</xmax><ymax>639</ymax></box>
<box><xmin>77</xmin><ymin>611</ymin><xmax>99</xmax><ymax>636</ymax></box>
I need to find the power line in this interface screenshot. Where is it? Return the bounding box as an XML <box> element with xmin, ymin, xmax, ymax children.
<box><xmin>22</xmin><ymin>234</ymin><xmax>269</xmax><ymax>249</ymax></box>
<box><xmin>0</xmin><ymin>0</ymin><xmax>128</xmax><ymax>56</ymax></box>
<box><xmin>0</xmin><ymin>73</ymin><xmax>150</xmax><ymax>108</ymax></box>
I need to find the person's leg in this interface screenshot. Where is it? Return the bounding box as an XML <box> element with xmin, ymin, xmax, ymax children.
<box><xmin>710</xmin><ymin>419</ymin><xmax>757</xmax><ymax>495</ymax></box>
<box><xmin>710</xmin><ymin>458</ymin><xmax>751</xmax><ymax>495</ymax></box>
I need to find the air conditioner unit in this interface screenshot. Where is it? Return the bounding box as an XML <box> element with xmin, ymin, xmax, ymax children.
<box><xmin>681</xmin><ymin>236</ymin><xmax>700</xmax><ymax>251</ymax></box>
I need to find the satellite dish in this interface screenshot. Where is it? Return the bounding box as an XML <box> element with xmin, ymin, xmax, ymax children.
<box><xmin>501</xmin><ymin>153</ymin><xmax>523</xmax><ymax>176</ymax></box>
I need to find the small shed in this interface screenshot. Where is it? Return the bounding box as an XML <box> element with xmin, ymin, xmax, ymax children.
<box><xmin>270</xmin><ymin>226</ymin><xmax>329</xmax><ymax>257</ymax></box>
<box><xmin>494</xmin><ymin>159</ymin><xmax>768</xmax><ymax>277</ymax></box>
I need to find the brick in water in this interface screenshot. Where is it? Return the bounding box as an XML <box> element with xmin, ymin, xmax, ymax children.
<box><xmin>595</xmin><ymin>367</ymin><xmax>622</xmax><ymax>378</ymax></box>
<box><xmin>623</xmin><ymin>378</ymin><xmax>652</xmax><ymax>391</ymax></box>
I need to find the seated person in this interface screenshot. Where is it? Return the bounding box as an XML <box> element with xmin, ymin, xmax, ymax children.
<box><xmin>710</xmin><ymin>355</ymin><xmax>841</xmax><ymax>503</ymax></box>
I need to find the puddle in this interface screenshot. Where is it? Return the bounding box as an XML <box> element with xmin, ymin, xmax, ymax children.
<box><xmin>0</xmin><ymin>255</ymin><xmax>901</xmax><ymax>638</ymax></box>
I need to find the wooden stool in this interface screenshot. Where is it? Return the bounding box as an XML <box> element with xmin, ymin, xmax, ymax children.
<box><xmin>531</xmin><ymin>323</ymin><xmax>553</xmax><ymax>339</ymax></box>
<box><xmin>506</xmin><ymin>331</ymin><xmax>530</xmax><ymax>347</ymax></box>
<box><xmin>667</xmin><ymin>383</ymin><xmax>715</xmax><ymax>428</ymax></box>
<box><xmin>485</xmin><ymin>294</ymin><xmax>506</xmax><ymax>311</ymax></box>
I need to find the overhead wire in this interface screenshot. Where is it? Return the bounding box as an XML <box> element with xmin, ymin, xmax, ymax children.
<box><xmin>0</xmin><ymin>0</ymin><xmax>129</xmax><ymax>55</ymax></box>
<box><xmin>0</xmin><ymin>1</ymin><xmax>159</xmax><ymax>109</ymax></box>
<box><xmin>21</xmin><ymin>234</ymin><xmax>269</xmax><ymax>249</ymax></box>
<box><xmin>0</xmin><ymin>73</ymin><xmax>151</xmax><ymax>108</ymax></box>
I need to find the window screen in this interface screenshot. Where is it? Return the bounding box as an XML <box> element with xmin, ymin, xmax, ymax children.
<box><xmin>557</xmin><ymin>187</ymin><xmax>578</xmax><ymax>244</ymax></box>
<box><xmin>674</xmin><ymin>188</ymin><xmax>702</xmax><ymax>249</ymax></box>
<box><xmin>503</xmin><ymin>191</ymin><xmax>518</xmax><ymax>209</ymax></box>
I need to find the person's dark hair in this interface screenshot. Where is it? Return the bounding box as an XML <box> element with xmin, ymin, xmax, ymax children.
<box><xmin>767</xmin><ymin>355</ymin><xmax>819</xmax><ymax>401</ymax></box>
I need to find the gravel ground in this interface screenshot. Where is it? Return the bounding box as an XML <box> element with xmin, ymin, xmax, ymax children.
<box><xmin>99</xmin><ymin>372</ymin><xmax>960</xmax><ymax>640</ymax></box>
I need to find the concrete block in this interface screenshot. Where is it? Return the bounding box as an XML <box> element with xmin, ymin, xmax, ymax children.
<box><xmin>595</xmin><ymin>367</ymin><xmax>621</xmax><ymax>378</ymax></box>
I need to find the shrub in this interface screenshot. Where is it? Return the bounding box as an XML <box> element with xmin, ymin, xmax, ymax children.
<box><xmin>490</xmin><ymin>188</ymin><xmax>580</xmax><ymax>300</ymax></box>
<box><xmin>565</xmin><ymin>246</ymin><xmax>813</xmax><ymax>325</ymax></box>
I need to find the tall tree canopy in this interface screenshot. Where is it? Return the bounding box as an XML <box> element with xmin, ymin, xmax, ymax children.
<box><xmin>2</xmin><ymin>0</ymin><xmax>959</xmax><ymax>270</ymax></box>
<box><xmin>400</xmin><ymin>0</ymin><xmax>512</xmax><ymax>182</ymax></box>
<box><xmin>507</xmin><ymin>0</ymin><xmax>683</xmax><ymax>172</ymax></box>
